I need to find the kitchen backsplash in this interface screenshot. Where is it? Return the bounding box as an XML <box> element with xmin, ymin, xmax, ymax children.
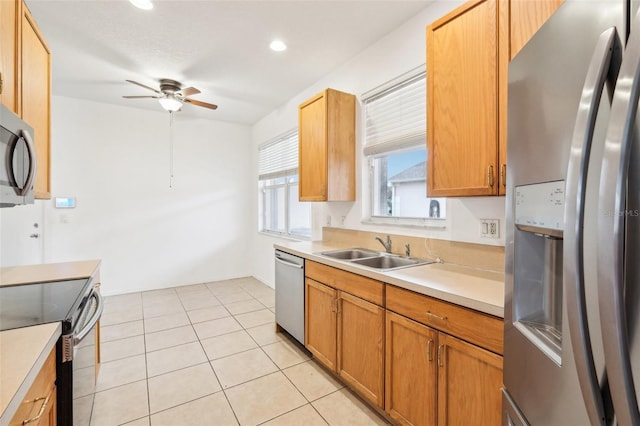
<box><xmin>322</xmin><ymin>227</ymin><xmax>504</xmax><ymax>272</ymax></box>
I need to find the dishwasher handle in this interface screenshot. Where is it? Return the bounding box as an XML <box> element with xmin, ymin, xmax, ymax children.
<box><xmin>275</xmin><ymin>256</ymin><xmax>304</xmax><ymax>269</ymax></box>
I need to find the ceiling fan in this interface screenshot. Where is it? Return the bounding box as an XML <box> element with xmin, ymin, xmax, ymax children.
<box><xmin>123</xmin><ymin>79</ymin><xmax>218</xmax><ymax>112</ymax></box>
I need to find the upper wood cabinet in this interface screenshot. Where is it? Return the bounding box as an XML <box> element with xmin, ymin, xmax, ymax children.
<box><xmin>298</xmin><ymin>88</ymin><xmax>355</xmax><ymax>202</ymax></box>
<box><xmin>0</xmin><ymin>1</ymin><xmax>51</xmax><ymax>199</ymax></box>
<box><xmin>427</xmin><ymin>0</ymin><xmax>561</xmax><ymax>197</ymax></box>
<box><xmin>0</xmin><ymin>0</ymin><xmax>20</xmax><ymax>113</ymax></box>
<box><xmin>509</xmin><ymin>0</ymin><xmax>564</xmax><ymax>60</ymax></box>
<box><xmin>21</xmin><ymin>4</ymin><xmax>51</xmax><ymax>199</ymax></box>
<box><xmin>427</xmin><ymin>0</ymin><xmax>506</xmax><ymax>197</ymax></box>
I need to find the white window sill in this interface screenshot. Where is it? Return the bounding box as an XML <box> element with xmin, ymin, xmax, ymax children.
<box><xmin>258</xmin><ymin>230</ymin><xmax>311</xmax><ymax>242</ymax></box>
<box><xmin>361</xmin><ymin>217</ymin><xmax>447</xmax><ymax>230</ymax></box>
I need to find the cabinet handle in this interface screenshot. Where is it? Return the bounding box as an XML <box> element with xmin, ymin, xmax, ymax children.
<box><xmin>437</xmin><ymin>344</ymin><xmax>445</xmax><ymax>368</ymax></box>
<box><xmin>427</xmin><ymin>339</ymin><xmax>434</xmax><ymax>362</ymax></box>
<box><xmin>487</xmin><ymin>165</ymin><xmax>494</xmax><ymax>187</ymax></box>
<box><xmin>500</xmin><ymin>163</ymin><xmax>507</xmax><ymax>187</ymax></box>
<box><xmin>331</xmin><ymin>298</ymin><xmax>336</xmax><ymax>313</ymax></box>
<box><xmin>22</xmin><ymin>386</ymin><xmax>53</xmax><ymax>424</ymax></box>
<box><xmin>336</xmin><ymin>298</ymin><xmax>341</xmax><ymax>314</ymax></box>
<box><xmin>425</xmin><ymin>311</ymin><xmax>447</xmax><ymax>321</ymax></box>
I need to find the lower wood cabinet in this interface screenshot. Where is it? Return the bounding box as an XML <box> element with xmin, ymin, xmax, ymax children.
<box><xmin>386</xmin><ymin>311</ymin><xmax>438</xmax><ymax>425</ymax></box>
<box><xmin>10</xmin><ymin>345</ymin><xmax>57</xmax><ymax>426</ymax></box>
<box><xmin>338</xmin><ymin>291</ymin><xmax>384</xmax><ymax>408</ymax></box>
<box><xmin>305</xmin><ymin>275</ymin><xmax>385</xmax><ymax>409</ymax></box>
<box><xmin>303</xmin><ymin>259</ymin><xmax>504</xmax><ymax>425</ymax></box>
<box><xmin>386</xmin><ymin>311</ymin><xmax>503</xmax><ymax>426</ymax></box>
<box><xmin>305</xmin><ymin>278</ymin><xmax>338</xmax><ymax>370</ymax></box>
<box><xmin>437</xmin><ymin>333</ymin><xmax>503</xmax><ymax>426</ymax></box>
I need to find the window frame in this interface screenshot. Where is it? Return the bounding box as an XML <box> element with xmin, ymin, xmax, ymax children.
<box><xmin>258</xmin><ymin>130</ymin><xmax>311</xmax><ymax>240</ymax></box>
<box><xmin>361</xmin><ymin>67</ymin><xmax>447</xmax><ymax>229</ymax></box>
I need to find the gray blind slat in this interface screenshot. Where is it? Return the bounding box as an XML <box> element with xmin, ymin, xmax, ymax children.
<box><xmin>258</xmin><ymin>131</ymin><xmax>298</xmax><ymax>179</ymax></box>
<box><xmin>363</xmin><ymin>73</ymin><xmax>426</xmax><ymax>156</ymax></box>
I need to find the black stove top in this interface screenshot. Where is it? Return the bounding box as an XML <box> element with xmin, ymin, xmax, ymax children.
<box><xmin>0</xmin><ymin>279</ymin><xmax>92</xmax><ymax>331</ymax></box>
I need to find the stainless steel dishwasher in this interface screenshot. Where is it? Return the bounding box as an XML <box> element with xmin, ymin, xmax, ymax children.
<box><xmin>274</xmin><ymin>249</ymin><xmax>305</xmax><ymax>345</ymax></box>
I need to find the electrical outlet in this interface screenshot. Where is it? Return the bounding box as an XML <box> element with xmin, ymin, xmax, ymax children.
<box><xmin>480</xmin><ymin>219</ymin><xmax>499</xmax><ymax>238</ymax></box>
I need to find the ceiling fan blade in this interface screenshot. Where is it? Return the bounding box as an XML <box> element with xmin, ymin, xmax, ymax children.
<box><xmin>125</xmin><ymin>79</ymin><xmax>162</xmax><ymax>94</ymax></box>
<box><xmin>184</xmin><ymin>98</ymin><xmax>218</xmax><ymax>110</ymax></box>
<box><xmin>179</xmin><ymin>87</ymin><xmax>200</xmax><ymax>97</ymax></box>
<box><xmin>122</xmin><ymin>95</ymin><xmax>160</xmax><ymax>99</ymax></box>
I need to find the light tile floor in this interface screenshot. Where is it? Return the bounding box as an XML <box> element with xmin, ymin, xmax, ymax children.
<box><xmin>79</xmin><ymin>277</ymin><xmax>390</xmax><ymax>426</ymax></box>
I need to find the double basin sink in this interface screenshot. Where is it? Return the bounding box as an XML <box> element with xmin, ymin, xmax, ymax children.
<box><xmin>318</xmin><ymin>248</ymin><xmax>434</xmax><ymax>271</ymax></box>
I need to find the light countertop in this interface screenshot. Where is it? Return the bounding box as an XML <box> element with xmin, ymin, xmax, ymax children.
<box><xmin>0</xmin><ymin>259</ymin><xmax>101</xmax><ymax>287</ymax></box>
<box><xmin>0</xmin><ymin>322</ymin><xmax>61</xmax><ymax>426</ymax></box>
<box><xmin>274</xmin><ymin>240</ymin><xmax>504</xmax><ymax>318</ymax></box>
<box><xmin>0</xmin><ymin>259</ymin><xmax>102</xmax><ymax>425</ymax></box>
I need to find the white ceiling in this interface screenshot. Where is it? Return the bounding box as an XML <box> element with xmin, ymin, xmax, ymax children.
<box><xmin>25</xmin><ymin>0</ymin><xmax>432</xmax><ymax>124</ymax></box>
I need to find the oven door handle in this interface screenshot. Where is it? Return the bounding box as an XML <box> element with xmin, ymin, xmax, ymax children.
<box><xmin>73</xmin><ymin>290</ymin><xmax>104</xmax><ymax>345</ymax></box>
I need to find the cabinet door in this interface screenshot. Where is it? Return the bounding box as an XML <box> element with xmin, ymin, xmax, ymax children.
<box><xmin>385</xmin><ymin>311</ymin><xmax>437</xmax><ymax>426</ymax></box>
<box><xmin>299</xmin><ymin>92</ymin><xmax>327</xmax><ymax>201</ymax></box>
<box><xmin>337</xmin><ymin>291</ymin><xmax>385</xmax><ymax>408</ymax></box>
<box><xmin>305</xmin><ymin>278</ymin><xmax>337</xmax><ymax>370</ymax></box>
<box><xmin>21</xmin><ymin>5</ymin><xmax>51</xmax><ymax>199</ymax></box>
<box><xmin>0</xmin><ymin>0</ymin><xmax>19</xmax><ymax>113</ymax></box>
<box><xmin>427</xmin><ymin>0</ymin><xmax>499</xmax><ymax>196</ymax></box>
<box><xmin>437</xmin><ymin>333</ymin><xmax>503</xmax><ymax>426</ymax></box>
<box><xmin>9</xmin><ymin>347</ymin><xmax>56</xmax><ymax>426</ymax></box>
<box><xmin>509</xmin><ymin>0</ymin><xmax>564</xmax><ymax>60</ymax></box>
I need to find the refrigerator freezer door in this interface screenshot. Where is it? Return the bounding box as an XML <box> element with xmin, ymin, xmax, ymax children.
<box><xmin>564</xmin><ymin>27</ymin><xmax>622</xmax><ymax>426</ymax></box>
<box><xmin>597</xmin><ymin>9</ymin><xmax>640</xmax><ymax>426</ymax></box>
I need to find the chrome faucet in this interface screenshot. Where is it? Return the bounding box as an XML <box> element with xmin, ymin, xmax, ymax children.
<box><xmin>375</xmin><ymin>235</ymin><xmax>392</xmax><ymax>253</ymax></box>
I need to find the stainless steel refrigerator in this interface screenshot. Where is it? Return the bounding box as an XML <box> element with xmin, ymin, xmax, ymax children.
<box><xmin>503</xmin><ymin>0</ymin><xmax>640</xmax><ymax>424</ymax></box>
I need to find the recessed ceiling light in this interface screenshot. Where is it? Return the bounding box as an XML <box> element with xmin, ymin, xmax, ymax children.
<box><xmin>129</xmin><ymin>0</ymin><xmax>153</xmax><ymax>10</ymax></box>
<box><xmin>270</xmin><ymin>40</ymin><xmax>287</xmax><ymax>52</ymax></box>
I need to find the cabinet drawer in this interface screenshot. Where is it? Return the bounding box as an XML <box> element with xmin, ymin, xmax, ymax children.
<box><xmin>306</xmin><ymin>261</ymin><xmax>384</xmax><ymax>306</ymax></box>
<box><xmin>10</xmin><ymin>346</ymin><xmax>56</xmax><ymax>426</ymax></box>
<box><xmin>386</xmin><ymin>285</ymin><xmax>503</xmax><ymax>355</ymax></box>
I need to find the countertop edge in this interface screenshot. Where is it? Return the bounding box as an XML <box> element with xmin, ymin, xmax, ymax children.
<box><xmin>0</xmin><ymin>259</ymin><xmax>101</xmax><ymax>287</ymax></box>
<box><xmin>0</xmin><ymin>322</ymin><xmax>62</xmax><ymax>426</ymax></box>
<box><xmin>275</xmin><ymin>242</ymin><xmax>504</xmax><ymax>318</ymax></box>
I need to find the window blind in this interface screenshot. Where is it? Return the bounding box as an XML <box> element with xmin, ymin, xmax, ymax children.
<box><xmin>258</xmin><ymin>130</ymin><xmax>298</xmax><ymax>180</ymax></box>
<box><xmin>363</xmin><ymin>72</ymin><xmax>426</xmax><ymax>156</ymax></box>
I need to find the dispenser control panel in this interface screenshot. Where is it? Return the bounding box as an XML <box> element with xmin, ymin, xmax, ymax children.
<box><xmin>515</xmin><ymin>180</ymin><xmax>565</xmax><ymax>234</ymax></box>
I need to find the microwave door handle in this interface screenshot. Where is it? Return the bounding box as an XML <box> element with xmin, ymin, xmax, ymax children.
<box><xmin>598</xmin><ymin>15</ymin><xmax>640</xmax><ymax>426</ymax></box>
<box><xmin>18</xmin><ymin>129</ymin><xmax>37</xmax><ymax>196</ymax></box>
<box><xmin>566</xmin><ymin>26</ymin><xmax>622</xmax><ymax>426</ymax></box>
<box><xmin>73</xmin><ymin>290</ymin><xmax>104</xmax><ymax>345</ymax></box>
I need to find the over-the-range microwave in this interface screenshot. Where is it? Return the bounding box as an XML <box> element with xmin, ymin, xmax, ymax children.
<box><xmin>0</xmin><ymin>103</ymin><xmax>36</xmax><ymax>207</ymax></box>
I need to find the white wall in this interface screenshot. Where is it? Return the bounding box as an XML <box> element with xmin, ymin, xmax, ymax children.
<box><xmin>250</xmin><ymin>0</ymin><xmax>506</xmax><ymax>287</ymax></box>
<box><xmin>1</xmin><ymin>96</ymin><xmax>254</xmax><ymax>296</ymax></box>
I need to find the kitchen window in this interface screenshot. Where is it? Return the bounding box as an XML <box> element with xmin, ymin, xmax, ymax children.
<box><xmin>258</xmin><ymin>130</ymin><xmax>311</xmax><ymax>239</ymax></box>
<box><xmin>363</xmin><ymin>69</ymin><xmax>445</xmax><ymax>223</ymax></box>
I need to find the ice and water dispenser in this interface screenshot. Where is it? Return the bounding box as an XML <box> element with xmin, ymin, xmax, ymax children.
<box><xmin>513</xmin><ymin>181</ymin><xmax>565</xmax><ymax>365</ymax></box>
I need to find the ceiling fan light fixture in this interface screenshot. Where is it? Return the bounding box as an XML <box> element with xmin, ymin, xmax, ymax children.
<box><xmin>158</xmin><ymin>96</ymin><xmax>182</xmax><ymax>112</ymax></box>
<box><xmin>129</xmin><ymin>0</ymin><xmax>153</xmax><ymax>10</ymax></box>
<box><xmin>269</xmin><ymin>40</ymin><xmax>287</xmax><ymax>52</ymax></box>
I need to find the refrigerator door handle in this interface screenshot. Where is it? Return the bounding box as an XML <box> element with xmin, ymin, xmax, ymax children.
<box><xmin>565</xmin><ymin>27</ymin><xmax>622</xmax><ymax>426</ymax></box>
<box><xmin>598</xmin><ymin>12</ymin><xmax>640</xmax><ymax>426</ymax></box>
